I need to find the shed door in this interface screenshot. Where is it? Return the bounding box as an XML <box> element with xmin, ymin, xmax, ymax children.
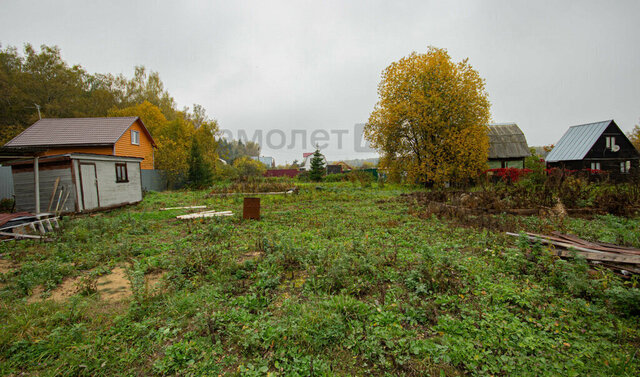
<box><xmin>80</xmin><ymin>163</ymin><xmax>99</xmax><ymax>210</ymax></box>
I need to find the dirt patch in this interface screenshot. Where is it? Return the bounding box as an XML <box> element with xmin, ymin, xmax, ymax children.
<box><xmin>145</xmin><ymin>270</ymin><xmax>166</xmax><ymax>293</ymax></box>
<box><xmin>0</xmin><ymin>258</ymin><xmax>14</xmax><ymax>274</ymax></box>
<box><xmin>27</xmin><ymin>276</ymin><xmax>83</xmax><ymax>303</ymax></box>
<box><xmin>238</xmin><ymin>250</ymin><xmax>263</xmax><ymax>263</ymax></box>
<box><xmin>96</xmin><ymin>267</ymin><xmax>132</xmax><ymax>302</ymax></box>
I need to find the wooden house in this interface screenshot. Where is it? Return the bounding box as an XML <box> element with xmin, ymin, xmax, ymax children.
<box><xmin>299</xmin><ymin>152</ymin><xmax>327</xmax><ymax>171</ymax></box>
<box><xmin>487</xmin><ymin>123</ymin><xmax>530</xmax><ymax>169</ymax></box>
<box><xmin>3</xmin><ymin>117</ymin><xmax>156</xmax><ymax>169</ymax></box>
<box><xmin>545</xmin><ymin>120</ymin><xmax>640</xmax><ymax>178</ymax></box>
<box><xmin>7</xmin><ymin>153</ymin><xmax>143</xmax><ymax>213</ymax></box>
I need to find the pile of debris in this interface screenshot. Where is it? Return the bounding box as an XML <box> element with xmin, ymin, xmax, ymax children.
<box><xmin>508</xmin><ymin>231</ymin><xmax>640</xmax><ymax>276</ymax></box>
<box><xmin>0</xmin><ymin>212</ymin><xmax>60</xmax><ymax>241</ymax></box>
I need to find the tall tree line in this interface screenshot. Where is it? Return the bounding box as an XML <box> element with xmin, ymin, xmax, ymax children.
<box><xmin>0</xmin><ymin>43</ymin><xmax>228</xmax><ymax>185</ymax></box>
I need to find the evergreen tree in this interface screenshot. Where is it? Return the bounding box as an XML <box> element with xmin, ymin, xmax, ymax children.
<box><xmin>187</xmin><ymin>138</ymin><xmax>213</xmax><ymax>188</ymax></box>
<box><xmin>309</xmin><ymin>149</ymin><xmax>326</xmax><ymax>182</ymax></box>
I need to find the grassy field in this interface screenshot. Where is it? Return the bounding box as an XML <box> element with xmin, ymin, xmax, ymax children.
<box><xmin>1</xmin><ymin>182</ymin><xmax>639</xmax><ymax>376</ymax></box>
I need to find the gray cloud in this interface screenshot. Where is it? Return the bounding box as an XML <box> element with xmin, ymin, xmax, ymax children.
<box><xmin>2</xmin><ymin>0</ymin><xmax>639</xmax><ymax>163</ymax></box>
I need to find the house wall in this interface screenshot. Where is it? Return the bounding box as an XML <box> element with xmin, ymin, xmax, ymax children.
<box><xmin>488</xmin><ymin>159</ymin><xmax>525</xmax><ymax>169</ymax></box>
<box><xmin>42</xmin><ymin>146</ymin><xmax>113</xmax><ymax>156</ymax></box>
<box><xmin>585</xmin><ymin>122</ymin><xmax>639</xmax><ymax>161</ymax></box>
<box><xmin>11</xmin><ymin>162</ymin><xmax>78</xmax><ymax>213</ymax></box>
<box><xmin>114</xmin><ymin>119</ymin><xmax>155</xmax><ymax>169</ymax></box>
<box><xmin>81</xmin><ymin>159</ymin><xmax>142</xmax><ymax>209</ymax></box>
<box><xmin>548</xmin><ymin>123</ymin><xmax>640</xmax><ymax>179</ymax></box>
<box><xmin>548</xmin><ymin>159</ymin><xmax>639</xmax><ymax>180</ymax></box>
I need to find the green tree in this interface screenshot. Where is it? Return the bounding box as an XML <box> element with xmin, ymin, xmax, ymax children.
<box><xmin>629</xmin><ymin>122</ymin><xmax>640</xmax><ymax>152</ymax></box>
<box><xmin>309</xmin><ymin>149</ymin><xmax>326</xmax><ymax>182</ymax></box>
<box><xmin>365</xmin><ymin>46</ymin><xmax>491</xmax><ymax>187</ymax></box>
<box><xmin>187</xmin><ymin>138</ymin><xmax>213</xmax><ymax>188</ymax></box>
<box><xmin>218</xmin><ymin>139</ymin><xmax>261</xmax><ymax>163</ymax></box>
<box><xmin>233</xmin><ymin>156</ymin><xmax>266</xmax><ymax>180</ymax></box>
<box><xmin>0</xmin><ymin>44</ymin><xmax>122</xmax><ymax>143</ymax></box>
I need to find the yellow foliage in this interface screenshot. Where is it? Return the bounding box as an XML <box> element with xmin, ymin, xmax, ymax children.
<box><xmin>365</xmin><ymin>47</ymin><xmax>491</xmax><ymax>187</ymax></box>
<box><xmin>109</xmin><ymin>101</ymin><xmax>220</xmax><ymax>185</ymax></box>
<box><xmin>629</xmin><ymin>124</ymin><xmax>640</xmax><ymax>152</ymax></box>
<box><xmin>233</xmin><ymin>156</ymin><xmax>266</xmax><ymax>179</ymax></box>
<box><xmin>154</xmin><ymin>137</ymin><xmax>190</xmax><ymax>186</ymax></box>
<box><xmin>107</xmin><ymin>101</ymin><xmax>167</xmax><ymax>137</ymax></box>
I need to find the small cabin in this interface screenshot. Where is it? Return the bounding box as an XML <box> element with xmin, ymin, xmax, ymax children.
<box><xmin>487</xmin><ymin>123</ymin><xmax>530</xmax><ymax>169</ymax></box>
<box><xmin>4</xmin><ymin>117</ymin><xmax>156</xmax><ymax>169</ymax></box>
<box><xmin>545</xmin><ymin>120</ymin><xmax>640</xmax><ymax>178</ymax></box>
<box><xmin>8</xmin><ymin>153</ymin><xmax>143</xmax><ymax>213</ymax></box>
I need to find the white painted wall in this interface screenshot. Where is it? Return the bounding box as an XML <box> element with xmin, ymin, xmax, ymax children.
<box><xmin>90</xmin><ymin>159</ymin><xmax>142</xmax><ymax>208</ymax></box>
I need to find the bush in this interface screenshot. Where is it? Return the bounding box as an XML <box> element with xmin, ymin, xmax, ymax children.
<box><xmin>0</xmin><ymin>198</ymin><xmax>14</xmax><ymax>212</ymax></box>
<box><xmin>348</xmin><ymin>170</ymin><xmax>374</xmax><ymax>187</ymax></box>
<box><xmin>233</xmin><ymin>157</ymin><xmax>266</xmax><ymax>180</ymax></box>
<box><xmin>323</xmin><ymin>173</ymin><xmax>349</xmax><ymax>182</ymax></box>
<box><xmin>606</xmin><ymin>286</ymin><xmax>640</xmax><ymax>317</ymax></box>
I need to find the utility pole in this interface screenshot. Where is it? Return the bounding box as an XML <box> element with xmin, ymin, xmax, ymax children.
<box><xmin>34</xmin><ymin>103</ymin><xmax>41</xmax><ymax>119</ymax></box>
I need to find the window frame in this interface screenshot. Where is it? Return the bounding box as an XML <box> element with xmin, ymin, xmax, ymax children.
<box><xmin>590</xmin><ymin>162</ymin><xmax>600</xmax><ymax>171</ymax></box>
<box><xmin>620</xmin><ymin>160</ymin><xmax>631</xmax><ymax>174</ymax></box>
<box><xmin>131</xmin><ymin>130</ymin><xmax>140</xmax><ymax>145</ymax></box>
<box><xmin>115</xmin><ymin>163</ymin><xmax>129</xmax><ymax>183</ymax></box>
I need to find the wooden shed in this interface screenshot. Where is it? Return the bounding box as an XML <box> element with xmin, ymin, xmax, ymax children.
<box><xmin>487</xmin><ymin>123</ymin><xmax>530</xmax><ymax>169</ymax></box>
<box><xmin>8</xmin><ymin>153</ymin><xmax>143</xmax><ymax>213</ymax></box>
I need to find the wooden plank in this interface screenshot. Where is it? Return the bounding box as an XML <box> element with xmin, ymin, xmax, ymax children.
<box><xmin>177</xmin><ymin>211</ymin><xmax>233</xmax><ymax>220</ymax></box>
<box><xmin>47</xmin><ymin>177</ymin><xmax>61</xmax><ymax>211</ymax></box>
<box><xmin>0</xmin><ymin>231</ymin><xmax>43</xmax><ymax>239</ymax></box>
<box><xmin>160</xmin><ymin>205</ymin><xmax>207</xmax><ymax>211</ymax></box>
<box><xmin>551</xmin><ymin>232</ymin><xmax>640</xmax><ymax>254</ymax></box>
<box><xmin>208</xmin><ymin>191</ymin><xmax>294</xmax><ymax>196</ymax></box>
<box><xmin>552</xmin><ymin>249</ymin><xmax>640</xmax><ymax>264</ymax></box>
<box><xmin>507</xmin><ymin>232</ymin><xmax>640</xmax><ymax>264</ymax></box>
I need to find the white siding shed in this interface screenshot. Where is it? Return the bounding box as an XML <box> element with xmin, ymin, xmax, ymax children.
<box><xmin>10</xmin><ymin>153</ymin><xmax>143</xmax><ymax>213</ymax></box>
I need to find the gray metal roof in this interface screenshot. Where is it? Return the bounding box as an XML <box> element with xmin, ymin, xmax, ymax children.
<box><xmin>487</xmin><ymin>123</ymin><xmax>530</xmax><ymax>159</ymax></box>
<box><xmin>545</xmin><ymin>120</ymin><xmax>612</xmax><ymax>162</ymax></box>
<box><xmin>3</xmin><ymin>117</ymin><xmax>140</xmax><ymax>148</ymax></box>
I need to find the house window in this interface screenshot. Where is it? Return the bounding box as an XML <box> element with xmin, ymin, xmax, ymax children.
<box><xmin>116</xmin><ymin>163</ymin><xmax>128</xmax><ymax>182</ymax></box>
<box><xmin>590</xmin><ymin>162</ymin><xmax>600</xmax><ymax>170</ymax></box>
<box><xmin>605</xmin><ymin>136</ymin><xmax>616</xmax><ymax>149</ymax></box>
<box><xmin>131</xmin><ymin>130</ymin><xmax>140</xmax><ymax>145</ymax></box>
<box><xmin>620</xmin><ymin>160</ymin><xmax>631</xmax><ymax>174</ymax></box>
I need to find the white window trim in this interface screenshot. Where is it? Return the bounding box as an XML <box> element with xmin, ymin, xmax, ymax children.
<box><xmin>131</xmin><ymin>130</ymin><xmax>140</xmax><ymax>145</ymax></box>
<box><xmin>621</xmin><ymin>161</ymin><xmax>631</xmax><ymax>174</ymax></box>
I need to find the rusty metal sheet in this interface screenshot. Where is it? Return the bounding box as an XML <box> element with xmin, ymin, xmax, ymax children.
<box><xmin>243</xmin><ymin>197</ymin><xmax>260</xmax><ymax>220</ymax></box>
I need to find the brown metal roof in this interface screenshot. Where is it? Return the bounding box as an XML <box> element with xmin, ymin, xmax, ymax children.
<box><xmin>487</xmin><ymin>123</ymin><xmax>530</xmax><ymax>159</ymax></box>
<box><xmin>3</xmin><ymin>117</ymin><xmax>140</xmax><ymax>148</ymax></box>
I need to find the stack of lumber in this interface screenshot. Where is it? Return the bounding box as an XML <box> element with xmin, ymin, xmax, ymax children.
<box><xmin>507</xmin><ymin>231</ymin><xmax>640</xmax><ymax>275</ymax></box>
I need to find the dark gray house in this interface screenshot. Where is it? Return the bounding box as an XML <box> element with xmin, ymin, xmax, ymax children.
<box><xmin>487</xmin><ymin>123</ymin><xmax>530</xmax><ymax>169</ymax></box>
<box><xmin>545</xmin><ymin>120</ymin><xmax>639</xmax><ymax>178</ymax></box>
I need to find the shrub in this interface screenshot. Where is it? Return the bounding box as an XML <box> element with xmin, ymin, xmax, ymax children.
<box><xmin>323</xmin><ymin>173</ymin><xmax>349</xmax><ymax>182</ymax></box>
<box><xmin>606</xmin><ymin>286</ymin><xmax>640</xmax><ymax>317</ymax></box>
<box><xmin>233</xmin><ymin>156</ymin><xmax>266</xmax><ymax>180</ymax></box>
<box><xmin>0</xmin><ymin>198</ymin><xmax>14</xmax><ymax>212</ymax></box>
<box><xmin>484</xmin><ymin>168</ymin><xmax>533</xmax><ymax>183</ymax></box>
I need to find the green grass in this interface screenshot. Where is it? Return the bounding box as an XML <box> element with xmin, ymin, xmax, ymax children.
<box><xmin>1</xmin><ymin>182</ymin><xmax>639</xmax><ymax>376</ymax></box>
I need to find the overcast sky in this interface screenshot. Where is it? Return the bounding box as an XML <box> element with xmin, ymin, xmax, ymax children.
<box><xmin>2</xmin><ymin>0</ymin><xmax>639</xmax><ymax>163</ymax></box>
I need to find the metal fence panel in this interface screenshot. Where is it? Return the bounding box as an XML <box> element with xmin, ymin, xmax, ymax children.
<box><xmin>141</xmin><ymin>169</ymin><xmax>167</xmax><ymax>192</ymax></box>
<box><xmin>0</xmin><ymin>166</ymin><xmax>14</xmax><ymax>200</ymax></box>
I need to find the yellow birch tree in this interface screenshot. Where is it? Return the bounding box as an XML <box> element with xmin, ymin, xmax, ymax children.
<box><xmin>365</xmin><ymin>47</ymin><xmax>491</xmax><ymax>187</ymax></box>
